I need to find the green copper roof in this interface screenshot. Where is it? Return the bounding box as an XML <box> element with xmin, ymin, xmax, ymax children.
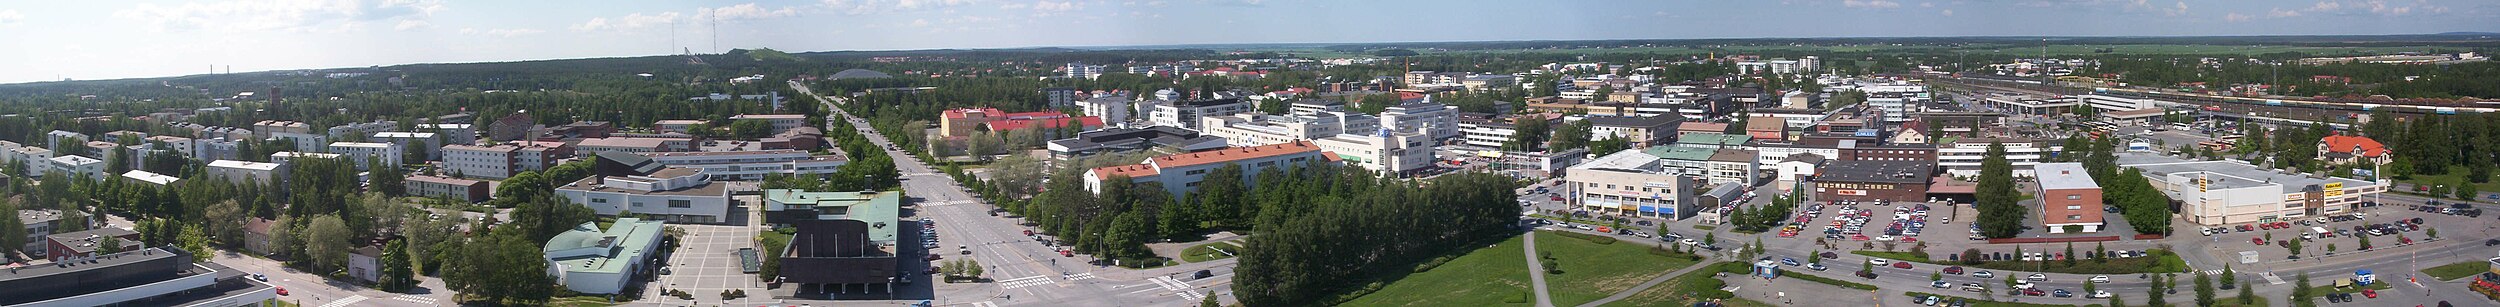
<box><xmin>764</xmin><ymin>189</ymin><xmax>902</xmax><ymax>243</ymax></box>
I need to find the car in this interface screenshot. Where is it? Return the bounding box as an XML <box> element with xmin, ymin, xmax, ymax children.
<box><xmin>1869</xmin><ymin>259</ymin><xmax>1890</xmax><ymax>266</ymax></box>
<box><xmin>2090</xmin><ymin>275</ymin><xmax>2110</xmax><ymax>283</ymax></box>
<box><xmin>661</xmin><ymin>266</ymin><xmax>673</xmax><ymax>275</ymax></box>
<box><xmin>2253</xmin><ymin>237</ymin><xmax>2266</xmax><ymax>245</ymax></box>
<box><xmin>2023</xmin><ymin>288</ymin><xmax>2045</xmax><ymax>296</ymax></box>
<box><xmin>1972</xmin><ymin>271</ymin><xmax>1994</xmax><ymax>278</ymax></box>
<box><xmin>1681</xmin><ymin>239</ymin><xmax>1699</xmax><ymax>246</ymax></box>
<box><xmin>2486</xmin><ymin>239</ymin><xmax>2500</xmax><ymax>247</ymax></box>
<box><xmin>1855</xmin><ymin>271</ymin><xmax>1878</xmax><ymax>279</ymax></box>
<box><xmin>1806</xmin><ymin>263</ymin><xmax>1828</xmax><ymax>271</ymax></box>
<box><xmin>1781</xmin><ymin>258</ymin><xmax>1800</xmax><ymax>266</ymax></box>
<box><xmin>2327</xmin><ymin>292</ymin><xmax>2345</xmax><ymax>303</ymax></box>
<box><xmin>1933</xmin><ymin>281</ymin><xmax>1953</xmax><ymax>288</ymax></box>
<box><xmin>275</xmin><ymin>287</ymin><xmax>288</xmax><ymax>296</ymax></box>
<box><xmin>1893</xmin><ymin>262</ymin><xmax>1913</xmax><ymax>269</ymax></box>
<box><xmin>1194</xmin><ymin>269</ymin><xmax>1215</xmax><ymax>280</ymax></box>
<box><xmin>2026</xmin><ymin>273</ymin><xmax>2048</xmax><ymax>281</ymax></box>
<box><xmin>251</xmin><ymin>273</ymin><xmax>267</xmax><ymax>281</ymax></box>
<box><xmin>1024</xmin><ymin>229</ymin><xmax>1035</xmax><ymax>236</ymax></box>
<box><xmin>2363</xmin><ymin>288</ymin><xmax>2378</xmax><ymax>299</ymax></box>
<box><xmin>1944</xmin><ymin>266</ymin><xmax>1963</xmax><ymax>274</ymax></box>
<box><xmin>2090</xmin><ymin>290</ymin><xmax>2113</xmax><ymax>298</ymax></box>
<box><xmin>2052</xmin><ymin>289</ymin><xmax>2073</xmax><ymax>298</ymax></box>
<box><xmin>1923</xmin><ymin>296</ymin><xmax>1941</xmax><ymax>306</ymax></box>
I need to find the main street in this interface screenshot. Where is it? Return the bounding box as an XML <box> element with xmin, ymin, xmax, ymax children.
<box><xmin>792</xmin><ymin>82</ymin><xmax>1231</xmax><ymax>306</ymax></box>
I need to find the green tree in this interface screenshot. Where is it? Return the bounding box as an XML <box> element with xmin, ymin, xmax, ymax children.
<box><xmin>1547</xmin><ymin>119</ymin><xmax>1591</xmax><ymax>152</ymax></box>
<box><xmin>1975</xmin><ymin>142</ymin><xmax>2025</xmax><ymax>238</ymax></box>
<box><xmin>2291</xmin><ymin>272</ymin><xmax>2312</xmax><ymax>306</ymax></box>
<box><xmin>0</xmin><ymin>200</ymin><xmax>25</xmax><ymax>261</ymax></box>
<box><xmin>2220</xmin><ymin>265</ymin><xmax>2237</xmax><ymax>286</ymax></box>
<box><xmin>2238</xmin><ymin>281</ymin><xmax>2255</xmax><ymax>305</ymax></box>
<box><xmin>2146</xmin><ymin>273</ymin><xmax>2166</xmax><ymax>307</ymax></box>
<box><xmin>2063</xmin><ymin>242</ymin><xmax>2078</xmax><ymax>267</ymax></box>
<box><xmin>1589</xmin><ymin>135</ymin><xmax>1631</xmax><ymax>155</ymax></box>
<box><xmin>98</xmin><ymin>235</ymin><xmax>127</xmax><ymax>254</ymax></box>
<box><xmin>1931</xmin><ymin>271</ymin><xmax>1943</xmax><ymax>282</ymax></box>
<box><xmin>2095</xmin><ymin>242</ymin><xmax>2109</xmax><ymax>263</ymax></box>
<box><xmin>305</xmin><ymin>215</ymin><xmax>353</xmax><ymax>272</ymax></box>
<box><xmin>1504</xmin><ymin>116</ymin><xmax>1551</xmax><ymax>152</ymax></box>
<box><xmin>379</xmin><ymin>239</ymin><xmax>417</xmax><ymax>292</ymax></box>
<box><xmin>2108</xmin><ymin>295</ymin><xmax>2127</xmax><ymax>307</ymax></box>
<box><xmin>730</xmin><ymin>118</ymin><xmax>774</xmax><ymax>139</ymax></box>
<box><xmin>2194</xmin><ymin>271</ymin><xmax>2215</xmax><ymax>307</ymax></box>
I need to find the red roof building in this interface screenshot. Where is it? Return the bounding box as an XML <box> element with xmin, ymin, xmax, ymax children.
<box><xmin>2318</xmin><ymin>134</ymin><xmax>2391</xmax><ymax>165</ymax></box>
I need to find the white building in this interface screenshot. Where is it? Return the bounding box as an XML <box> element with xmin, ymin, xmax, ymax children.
<box><xmin>1064</xmin><ymin>62</ymin><xmax>1107</xmax><ymax>79</ymax></box>
<box><xmin>1862</xmin><ymin>84</ymin><xmax>1929</xmax><ymax>123</ymax></box>
<box><xmin>269</xmin><ymin>151</ymin><xmax>342</xmax><ymax>166</ymax></box>
<box><xmin>2120</xmin><ymin>153</ymin><xmax>2387</xmax><ymax>225</ymax></box>
<box><xmin>370</xmin><ymin>132</ymin><xmax>442</xmax><ymax>160</ymax></box>
<box><xmin>443</xmin><ymin>144</ymin><xmax>521</xmax><ymax>179</ymax></box>
<box><xmin>1</xmin><ymin>142</ymin><xmax>53</xmax><ymax>177</ymax></box>
<box><xmin>542</xmin><ymin>218</ymin><xmax>664</xmax><ymax>294</ymax></box>
<box><xmin>1563</xmin><ymin>150</ymin><xmax>1704</xmax><ymax>219</ymax></box>
<box><xmin>268</xmin><ymin>132</ymin><xmax>330</xmax><ymax>153</ymax></box>
<box><xmin>2079</xmin><ymin>94</ymin><xmax>2163</xmax><ymax>114</ymax></box>
<box><xmin>1312</xmin><ymin>130</ymin><xmax>1435</xmax><ymax>176</ymax></box>
<box><xmin>143</xmin><ymin>136</ymin><xmax>195</xmax><ymax>158</ymax></box>
<box><xmin>728</xmin><ymin>114</ymin><xmax>809</xmax><ymax>134</ymax></box>
<box><xmin>206</xmin><ymin>160</ymin><xmax>284</xmax><ymax>185</ymax></box>
<box><xmin>1380</xmin><ymin>101</ymin><xmax>1462</xmax><ymax>141</ymax></box>
<box><xmin>120</xmin><ymin>170</ymin><xmax>180</xmax><ymax>186</ymax></box>
<box><xmin>637</xmin><ymin>150</ymin><xmax>848</xmax><ymax>181</ymax></box>
<box><xmin>1199</xmin><ymin>112</ymin><xmax>1367</xmax><ymax>147</ymax></box>
<box><xmin>1937</xmin><ymin>138</ymin><xmax>2054</xmax><ymax>177</ymax></box>
<box><xmin>326</xmin><ymin>120</ymin><xmax>398</xmax><ymax>139</ymax></box>
<box><xmin>327</xmin><ymin>142</ymin><xmax>403</xmax><ymax>169</ymax></box>
<box><xmin>1458</xmin><ymin>117</ymin><xmax>1519</xmax><ymax>148</ymax></box>
<box><xmin>1150</xmin><ymin>98</ymin><xmax>1254</xmax><ymax>130</ymax></box>
<box><xmin>1077</xmin><ymin>97</ymin><xmax>1135</xmax><ymax>124</ymax></box>
<box><xmin>414</xmin><ymin>123</ymin><xmax>477</xmax><ymax>145</ymax></box>
<box><xmin>556</xmin><ymin>167</ymin><xmax>732</xmax><ymax>224</ymax></box>
<box><xmin>191</xmin><ymin>137</ymin><xmax>243</xmax><ymax>162</ymax></box>
<box><xmin>46</xmin><ymin>155</ymin><xmax>105</xmax><ymax>180</ymax></box>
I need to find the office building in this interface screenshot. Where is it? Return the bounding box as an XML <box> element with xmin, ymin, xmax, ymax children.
<box><xmin>1937</xmin><ymin>138</ymin><xmax>2053</xmax><ymax>177</ymax></box>
<box><xmin>1199</xmin><ymin>112</ymin><xmax>1366</xmax><ymax>147</ymax></box>
<box><xmin>1149</xmin><ymin>98</ymin><xmax>1254</xmax><ymax>130</ymax></box>
<box><xmin>1380</xmin><ymin>101</ymin><xmax>1461</xmax><ymax>141</ymax></box>
<box><xmin>13</xmin><ymin>209</ymin><xmax>80</xmax><ymax>256</ymax></box>
<box><xmin>0</xmin><ymin>247</ymin><xmax>277</xmax><ymax>307</ymax></box>
<box><xmin>2034</xmin><ymin>163</ymin><xmax>2106</xmax><ymax>233</ymax></box>
<box><xmin>1587</xmin><ymin>116</ymin><xmax>1682</xmax><ymax>148</ymax></box>
<box><xmin>637</xmin><ymin>150</ymin><xmax>848</xmax><ymax>181</ymax></box>
<box><xmin>1043</xmin><ymin>126</ymin><xmax>1228</xmax><ymax>160</ymax></box>
<box><xmin>543</xmin><ymin>218</ymin><xmax>665</xmax><ymax>294</ymax></box>
<box><xmin>1085</xmin><ymin>141</ymin><xmax>1335</xmax><ymax>196</ymax></box>
<box><xmin>939</xmin><ymin>108</ymin><xmax>1101</xmax><ymax>138</ymax></box>
<box><xmin>1312</xmin><ymin>130</ymin><xmax>1435</xmax><ymax>176</ymax></box>
<box><xmin>1812</xmin><ymin>161</ymin><xmax>1936</xmax><ymax>202</ymax></box>
<box><xmin>44</xmin><ymin>227</ymin><xmax>141</xmax><ymax>262</ymax></box>
<box><xmin>1563</xmin><ymin>150</ymin><xmax>1705</xmax><ymax>219</ymax></box>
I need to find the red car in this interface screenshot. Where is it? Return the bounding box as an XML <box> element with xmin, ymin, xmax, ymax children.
<box><xmin>1551</xmin><ymin>196</ymin><xmax>1564</xmax><ymax>201</ymax></box>
<box><xmin>1023</xmin><ymin>229</ymin><xmax>1035</xmax><ymax>236</ymax></box>
<box><xmin>2252</xmin><ymin>237</ymin><xmax>2266</xmax><ymax>245</ymax></box>
<box><xmin>1061</xmin><ymin>250</ymin><xmax>1074</xmax><ymax>257</ymax></box>
<box><xmin>2024</xmin><ymin>288</ymin><xmax>2046</xmax><ymax>296</ymax></box>
<box><xmin>1892</xmin><ymin>262</ymin><xmax>1913</xmax><ymax>269</ymax></box>
<box><xmin>2363</xmin><ymin>289</ymin><xmax>2377</xmax><ymax>298</ymax></box>
<box><xmin>276</xmin><ymin>286</ymin><xmax>288</xmax><ymax>296</ymax></box>
<box><xmin>1944</xmin><ymin>266</ymin><xmax>1963</xmax><ymax>274</ymax></box>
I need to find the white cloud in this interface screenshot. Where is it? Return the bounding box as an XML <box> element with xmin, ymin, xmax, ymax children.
<box><xmin>460</xmin><ymin>27</ymin><xmax>542</xmax><ymax>37</ymax></box>
<box><xmin>2269</xmin><ymin>8</ymin><xmax>2303</xmax><ymax>17</ymax></box>
<box><xmin>1941</xmin><ymin>9</ymin><xmax>1953</xmax><ymax>16</ymax></box>
<box><xmin>394</xmin><ymin>19</ymin><xmax>431</xmax><ymax>30</ymax></box>
<box><xmin>1844</xmin><ymin>0</ymin><xmax>1902</xmax><ymax>9</ymax></box>
<box><xmin>1920</xmin><ymin>2</ymin><xmax>1934</xmax><ymax>8</ymax></box>
<box><xmin>999</xmin><ymin>2</ymin><xmax>1029</xmax><ymax>9</ymax></box>
<box><xmin>0</xmin><ymin>9</ymin><xmax>22</xmax><ymax>26</ymax></box>
<box><xmin>571</xmin><ymin>12</ymin><xmax>682</xmax><ymax>31</ymax></box>
<box><xmin>706</xmin><ymin>3</ymin><xmax>803</xmax><ymax>20</ymax></box>
<box><xmin>113</xmin><ymin>0</ymin><xmax>446</xmax><ymax>32</ymax></box>
<box><xmin>2308</xmin><ymin>1</ymin><xmax>2341</xmax><ymax>12</ymax></box>
<box><xmin>2225</xmin><ymin>12</ymin><xmax>2251</xmax><ymax>21</ymax></box>
<box><xmin>823</xmin><ymin>0</ymin><xmax>976</xmax><ymax>15</ymax></box>
<box><xmin>1033</xmin><ymin>1</ymin><xmax>1079</xmax><ymax>12</ymax></box>
<box><xmin>910</xmin><ymin>18</ymin><xmax>930</xmax><ymax>27</ymax></box>
<box><xmin>2167</xmin><ymin>1</ymin><xmax>2188</xmax><ymax>16</ymax></box>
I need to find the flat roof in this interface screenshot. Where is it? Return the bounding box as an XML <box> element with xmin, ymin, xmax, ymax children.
<box><xmin>2117</xmin><ymin>153</ymin><xmax>2377</xmax><ymax>193</ymax></box>
<box><xmin>1817</xmin><ymin>161</ymin><xmax>1935</xmax><ymax>184</ymax></box>
<box><xmin>406</xmin><ymin>174</ymin><xmax>482</xmax><ymax>186</ymax></box>
<box><xmin>545</xmin><ymin>218</ymin><xmax>665</xmax><ymax>274</ymax></box>
<box><xmin>558</xmin><ymin>175</ymin><xmax>730</xmax><ymax>196</ymax></box>
<box><xmin>764</xmin><ymin>189</ymin><xmax>902</xmax><ymax>243</ymax></box>
<box><xmin>119</xmin><ymin>170</ymin><xmax>180</xmax><ymax>185</ymax></box>
<box><xmin>2034</xmin><ymin>163</ymin><xmax>2098</xmax><ymax>190</ymax></box>
<box><xmin>1643</xmin><ymin>145</ymin><xmax>1717</xmax><ymax>161</ymax></box>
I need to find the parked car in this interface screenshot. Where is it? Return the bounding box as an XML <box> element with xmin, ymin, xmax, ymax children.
<box><xmin>1893</xmin><ymin>262</ymin><xmax>1913</xmax><ymax>269</ymax></box>
<box><xmin>1869</xmin><ymin>259</ymin><xmax>1890</xmax><ymax>266</ymax></box>
<box><xmin>1932</xmin><ymin>281</ymin><xmax>1953</xmax><ymax>288</ymax></box>
<box><xmin>2026</xmin><ymin>273</ymin><xmax>2048</xmax><ymax>281</ymax></box>
<box><xmin>1972</xmin><ymin>271</ymin><xmax>1994</xmax><ymax>278</ymax></box>
<box><xmin>1806</xmin><ymin>263</ymin><xmax>1828</xmax><ymax>271</ymax></box>
<box><xmin>2090</xmin><ymin>275</ymin><xmax>2110</xmax><ymax>283</ymax></box>
<box><xmin>1943</xmin><ymin>266</ymin><xmax>1963</xmax><ymax>275</ymax></box>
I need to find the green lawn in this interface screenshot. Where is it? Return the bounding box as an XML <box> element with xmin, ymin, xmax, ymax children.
<box><xmin>1181</xmin><ymin>241</ymin><xmax>1242</xmax><ymax>263</ymax></box>
<box><xmin>1853</xmin><ymin>250</ymin><xmax>2191</xmax><ymax>274</ymax></box>
<box><xmin>1340</xmin><ymin>235</ymin><xmax>1533</xmax><ymax>307</ymax></box>
<box><xmin>2422</xmin><ymin>260</ymin><xmax>2490</xmax><ymax>281</ymax></box>
<box><xmin>1607</xmin><ymin>262</ymin><xmax>1773</xmax><ymax>307</ymax></box>
<box><xmin>2395</xmin><ymin>171</ymin><xmax>2500</xmax><ymax>200</ymax></box>
<box><xmin>547</xmin><ymin>296</ymin><xmax>620</xmax><ymax>307</ymax></box>
<box><xmin>2211</xmin><ymin>296</ymin><xmax>2272</xmax><ymax>307</ymax></box>
<box><xmin>1538</xmin><ymin>230</ymin><xmax>1701</xmax><ymax>307</ymax></box>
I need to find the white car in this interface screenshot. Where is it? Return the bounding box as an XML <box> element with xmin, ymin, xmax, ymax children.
<box><xmin>2027</xmin><ymin>273</ymin><xmax>2048</xmax><ymax>281</ymax></box>
<box><xmin>1972</xmin><ymin>271</ymin><xmax>1994</xmax><ymax>278</ymax></box>
<box><xmin>2090</xmin><ymin>275</ymin><xmax>2111</xmax><ymax>283</ymax></box>
<box><xmin>1931</xmin><ymin>281</ymin><xmax>1952</xmax><ymax>288</ymax></box>
<box><xmin>1875</xmin><ymin>235</ymin><xmax>1897</xmax><ymax>241</ymax></box>
<box><xmin>1869</xmin><ymin>259</ymin><xmax>1890</xmax><ymax>266</ymax></box>
<box><xmin>1681</xmin><ymin>239</ymin><xmax>1699</xmax><ymax>246</ymax></box>
<box><xmin>2089</xmin><ymin>290</ymin><xmax>2113</xmax><ymax>298</ymax></box>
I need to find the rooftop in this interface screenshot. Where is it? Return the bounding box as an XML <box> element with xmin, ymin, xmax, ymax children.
<box><xmin>1674</xmin><ymin>132</ymin><xmax>1752</xmax><ymax>148</ymax></box>
<box><xmin>119</xmin><ymin>170</ymin><xmax>180</xmax><ymax>185</ymax></box>
<box><xmin>1147</xmin><ymin>140</ymin><xmax>1323</xmax><ymax>169</ymax></box>
<box><xmin>544</xmin><ymin>218</ymin><xmax>664</xmax><ymax>275</ymax></box>
<box><xmin>2117</xmin><ymin>153</ymin><xmax>2378</xmax><ymax>194</ymax></box>
<box><xmin>764</xmin><ymin>189</ymin><xmax>902</xmax><ymax>243</ymax></box>
<box><xmin>1585</xmin><ymin>115</ymin><xmax>1677</xmax><ymax>128</ymax></box>
<box><xmin>2034</xmin><ymin>163</ymin><xmax>2099</xmax><ymax>190</ymax></box>
<box><xmin>730</xmin><ymin>114</ymin><xmax>807</xmax><ymax>120</ymax></box>
<box><xmin>1817</xmin><ymin>161</ymin><xmax>1935</xmax><ymax>184</ymax></box>
<box><xmin>1643</xmin><ymin>145</ymin><xmax>1718</xmax><ymax>161</ymax></box>
<box><xmin>406</xmin><ymin>174</ymin><xmax>482</xmax><ymax>186</ymax></box>
<box><xmin>577</xmin><ymin>137</ymin><xmax>674</xmax><ymax>149</ymax></box>
<box><xmin>43</xmin><ymin>227</ymin><xmax>141</xmax><ymax>256</ymax></box>
<box><xmin>2320</xmin><ymin>135</ymin><xmax>2388</xmax><ymax>158</ymax></box>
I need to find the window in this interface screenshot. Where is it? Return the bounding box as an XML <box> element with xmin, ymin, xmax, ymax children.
<box><xmin>2068</xmin><ymin>215</ymin><xmax>2083</xmax><ymax>221</ymax></box>
<box><xmin>1185</xmin><ymin>169</ymin><xmax>1206</xmax><ymax>175</ymax></box>
<box><xmin>591</xmin><ymin>198</ymin><xmax>608</xmax><ymax>203</ymax></box>
<box><xmin>2066</xmin><ymin>194</ymin><xmax>2081</xmax><ymax>200</ymax></box>
<box><xmin>669</xmin><ymin>200</ymin><xmax>692</xmax><ymax>208</ymax></box>
<box><xmin>2066</xmin><ymin>205</ymin><xmax>2081</xmax><ymax>210</ymax></box>
<box><xmin>1187</xmin><ymin>181</ymin><xmax>1201</xmax><ymax>187</ymax></box>
<box><xmin>1257</xmin><ymin>161</ymin><xmax>1274</xmax><ymax>167</ymax></box>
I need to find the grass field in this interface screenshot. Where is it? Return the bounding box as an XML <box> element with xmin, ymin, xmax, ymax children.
<box><xmin>547</xmin><ymin>296</ymin><xmax>620</xmax><ymax>307</ymax></box>
<box><xmin>2423</xmin><ymin>260</ymin><xmax>2489</xmax><ymax>281</ymax></box>
<box><xmin>1181</xmin><ymin>241</ymin><xmax>1243</xmax><ymax>263</ymax></box>
<box><xmin>2211</xmin><ymin>296</ymin><xmax>2272</xmax><ymax>307</ymax></box>
<box><xmin>1538</xmin><ymin>230</ymin><xmax>1701</xmax><ymax>306</ymax></box>
<box><xmin>2394</xmin><ymin>171</ymin><xmax>2500</xmax><ymax>201</ymax></box>
<box><xmin>1606</xmin><ymin>262</ymin><xmax>1773</xmax><ymax>307</ymax></box>
<box><xmin>1340</xmin><ymin>235</ymin><xmax>1533</xmax><ymax>307</ymax></box>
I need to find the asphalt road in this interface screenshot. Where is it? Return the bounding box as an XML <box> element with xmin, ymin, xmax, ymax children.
<box><xmin>793</xmin><ymin>82</ymin><xmax>1230</xmax><ymax>306</ymax></box>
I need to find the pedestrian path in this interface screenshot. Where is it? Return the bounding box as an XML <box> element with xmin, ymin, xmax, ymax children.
<box><xmin>969</xmin><ymin>301</ymin><xmax>1001</xmax><ymax>307</ymax></box>
<box><xmin>316</xmin><ymin>295</ymin><xmax>368</xmax><ymax>307</ymax></box>
<box><xmin>1063</xmin><ymin>272</ymin><xmax>1097</xmax><ymax>281</ymax></box>
<box><xmin>2263</xmin><ymin>272</ymin><xmax>2287</xmax><ymax>285</ymax></box>
<box><xmin>1148</xmin><ymin>276</ymin><xmax>1191</xmax><ymax>291</ymax></box>
<box><xmin>1522</xmin><ymin>232</ymin><xmax>1555</xmax><ymax>307</ymax></box>
<box><xmin>1177</xmin><ymin>290</ymin><xmax>1207</xmax><ymax>301</ymax></box>
<box><xmin>1000</xmin><ymin>275</ymin><xmax>1057</xmax><ymax>290</ymax></box>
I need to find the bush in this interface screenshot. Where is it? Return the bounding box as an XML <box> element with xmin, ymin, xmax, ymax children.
<box><xmin>1412</xmin><ymin>256</ymin><xmax>1455</xmax><ymax>273</ymax></box>
<box><xmin>1550</xmin><ymin>231</ymin><xmax>1617</xmax><ymax>244</ymax></box>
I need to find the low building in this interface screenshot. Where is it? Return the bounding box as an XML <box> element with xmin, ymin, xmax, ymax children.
<box><xmin>653</xmin><ymin>120</ymin><xmax>708</xmax><ymax>134</ymax></box>
<box><xmin>1587</xmin><ymin>116</ymin><xmax>1680</xmax><ymax>148</ymax></box>
<box><xmin>13</xmin><ymin>209</ymin><xmax>80</xmax><ymax>256</ymax></box>
<box><xmin>44</xmin><ymin>227</ymin><xmax>141</xmax><ymax>262</ymax></box>
<box><xmin>1312</xmin><ymin>130</ymin><xmax>1435</xmax><ymax>176</ymax></box>
<box><xmin>1937</xmin><ymin>138</ymin><xmax>2053</xmax><ymax>178</ymax></box>
<box><xmin>407</xmin><ymin>175</ymin><xmax>491</xmax><ymax>203</ymax></box>
<box><xmin>1811</xmin><ymin>161</ymin><xmax>1935</xmax><ymax>202</ymax></box>
<box><xmin>1044</xmin><ymin>126</ymin><xmax>1228</xmax><ymax>160</ymax></box>
<box><xmin>575</xmin><ymin>137</ymin><xmax>691</xmax><ymax>155</ymax></box>
<box><xmin>0</xmin><ymin>247</ymin><xmax>278</xmax><ymax>307</ymax></box>
<box><xmin>2119</xmin><ymin>153</ymin><xmax>2386</xmax><ymax>225</ymax></box>
<box><xmin>637</xmin><ymin>150</ymin><xmax>848</xmax><ymax>181</ymax></box>
<box><xmin>778</xmin><ymin>217</ymin><xmax>903</xmax><ymax>297</ymax></box>
<box><xmin>2100</xmin><ymin>108</ymin><xmax>2165</xmax><ymax>127</ymax></box>
<box><xmin>2034</xmin><ymin>163</ymin><xmax>2105</xmax><ymax>233</ymax></box>
<box><xmin>1149</xmin><ymin>98</ymin><xmax>1254</xmax><ymax>130</ymax></box>
<box><xmin>348</xmin><ymin>245</ymin><xmax>383</xmax><ymax>283</ymax></box>
<box><xmin>1563</xmin><ymin>150</ymin><xmax>1704</xmax><ymax>219</ymax></box>
<box><xmin>119</xmin><ymin>170</ymin><xmax>180</xmax><ymax>186</ymax></box>
<box><xmin>542</xmin><ymin>218</ymin><xmax>665</xmax><ymax>294</ymax></box>
<box><xmin>1084</xmin><ymin>141</ymin><xmax>1336</xmax><ymax>196</ymax></box>
<box><xmin>729</xmin><ymin>114</ymin><xmax>810</xmax><ymax>134</ymax></box>
<box><xmin>205</xmin><ymin>160</ymin><xmax>284</xmax><ymax>185</ymax></box>
<box><xmin>761</xmin><ymin>189</ymin><xmax>901</xmax><ymax>234</ymax></box>
<box><xmin>242</xmin><ymin>218</ymin><xmax>275</xmax><ymax>256</ymax></box>
<box><xmin>556</xmin><ymin>153</ymin><xmax>732</xmax><ymax>224</ymax></box>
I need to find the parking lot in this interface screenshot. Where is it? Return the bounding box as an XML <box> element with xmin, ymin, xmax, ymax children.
<box><xmin>2194</xmin><ymin>200</ymin><xmax>2473</xmax><ymax>262</ymax></box>
<box><xmin>649</xmin><ymin>222</ymin><xmax>765</xmax><ymax>305</ymax></box>
<box><xmin>1792</xmin><ymin>200</ymin><xmax>1940</xmax><ymax>244</ymax></box>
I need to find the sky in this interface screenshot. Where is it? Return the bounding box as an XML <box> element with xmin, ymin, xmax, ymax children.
<box><xmin>0</xmin><ymin>0</ymin><xmax>2491</xmax><ymax>84</ymax></box>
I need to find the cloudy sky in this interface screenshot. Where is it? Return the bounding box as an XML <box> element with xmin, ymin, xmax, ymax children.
<box><xmin>0</xmin><ymin>0</ymin><xmax>2490</xmax><ymax>84</ymax></box>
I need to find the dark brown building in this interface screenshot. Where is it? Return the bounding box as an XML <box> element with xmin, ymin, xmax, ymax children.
<box><xmin>1811</xmin><ymin>161</ymin><xmax>1935</xmax><ymax>202</ymax></box>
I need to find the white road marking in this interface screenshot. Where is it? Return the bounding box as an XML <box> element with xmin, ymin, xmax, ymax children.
<box><xmin>1063</xmin><ymin>272</ymin><xmax>1097</xmax><ymax>281</ymax></box>
<box><xmin>1000</xmin><ymin>275</ymin><xmax>1057</xmax><ymax>290</ymax></box>
<box><xmin>1178</xmin><ymin>290</ymin><xmax>1206</xmax><ymax>301</ymax></box>
<box><xmin>391</xmin><ymin>294</ymin><xmax>439</xmax><ymax>305</ymax></box>
<box><xmin>317</xmin><ymin>295</ymin><xmax>369</xmax><ymax>307</ymax></box>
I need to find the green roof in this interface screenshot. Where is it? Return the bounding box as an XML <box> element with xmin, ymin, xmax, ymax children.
<box><xmin>1674</xmin><ymin>132</ymin><xmax>1751</xmax><ymax>148</ymax></box>
<box><xmin>1642</xmin><ymin>146</ymin><xmax>1717</xmax><ymax>161</ymax></box>
<box><xmin>545</xmin><ymin>218</ymin><xmax>665</xmax><ymax>274</ymax></box>
<box><xmin>764</xmin><ymin>189</ymin><xmax>902</xmax><ymax>243</ymax></box>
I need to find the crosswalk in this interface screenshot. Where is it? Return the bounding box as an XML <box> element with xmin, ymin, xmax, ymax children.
<box><xmin>1148</xmin><ymin>276</ymin><xmax>1192</xmax><ymax>291</ymax></box>
<box><xmin>1177</xmin><ymin>290</ymin><xmax>1206</xmax><ymax>301</ymax></box>
<box><xmin>969</xmin><ymin>301</ymin><xmax>1001</xmax><ymax>307</ymax></box>
<box><xmin>390</xmin><ymin>294</ymin><xmax>439</xmax><ymax>305</ymax></box>
<box><xmin>2198</xmin><ymin>269</ymin><xmax>2227</xmax><ymax>275</ymax></box>
<box><xmin>2262</xmin><ymin>272</ymin><xmax>2288</xmax><ymax>285</ymax></box>
<box><xmin>316</xmin><ymin>295</ymin><xmax>369</xmax><ymax>307</ymax></box>
<box><xmin>1063</xmin><ymin>272</ymin><xmax>1097</xmax><ymax>282</ymax></box>
<box><xmin>1000</xmin><ymin>275</ymin><xmax>1057</xmax><ymax>290</ymax></box>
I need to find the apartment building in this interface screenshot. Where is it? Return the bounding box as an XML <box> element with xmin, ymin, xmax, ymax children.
<box><xmin>47</xmin><ymin>156</ymin><xmax>104</xmax><ymax>180</ymax></box>
<box><xmin>1312</xmin><ymin>130</ymin><xmax>1434</xmax><ymax>176</ymax></box>
<box><xmin>206</xmin><ymin>160</ymin><xmax>284</xmax><ymax>185</ymax></box>
<box><xmin>1199</xmin><ymin>112</ymin><xmax>1366</xmax><ymax>147</ymax></box>
<box><xmin>1937</xmin><ymin>138</ymin><xmax>2053</xmax><ymax>177</ymax></box>
<box><xmin>326</xmin><ymin>120</ymin><xmax>398</xmax><ymax>139</ymax></box>
<box><xmin>327</xmin><ymin>142</ymin><xmax>402</xmax><ymax>169</ymax></box>
<box><xmin>728</xmin><ymin>114</ymin><xmax>809</xmax><ymax>134</ymax></box>
<box><xmin>268</xmin><ymin>151</ymin><xmax>341</xmax><ymax>166</ymax></box>
<box><xmin>1077</xmin><ymin>97</ymin><xmax>1135</xmax><ymax>124</ymax></box>
<box><xmin>1587</xmin><ymin>116</ymin><xmax>1681</xmax><ymax>148</ymax></box>
<box><xmin>370</xmin><ymin>132</ymin><xmax>442</xmax><ymax>160</ymax></box>
<box><xmin>406</xmin><ymin>174</ymin><xmax>491</xmax><ymax>203</ymax></box>
<box><xmin>1380</xmin><ymin>101</ymin><xmax>1461</xmax><ymax>141</ymax></box>
<box><xmin>414</xmin><ymin>123</ymin><xmax>477</xmax><ymax>145</ymax></box>
<box><xmin>2034</xmin><ymin>163</ymin><xmax>2106</xmax><ymax>233</ymax></box>
<box><xmin>442</xmin><ymin>144</ymin><xmax>521</xmax><ymax>179</ymax></box>
<box><xmin>1150</xmin><ymin>98</ymin><xmax>1254</xmax><ymax>130</ymax></box>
